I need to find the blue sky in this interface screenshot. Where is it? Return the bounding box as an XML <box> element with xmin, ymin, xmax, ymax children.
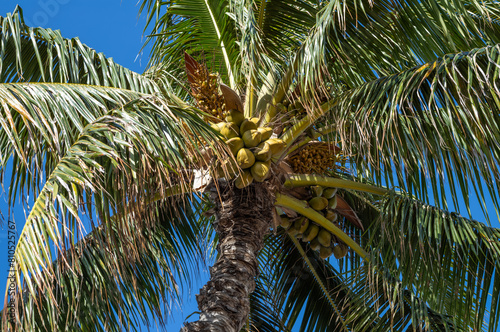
<box><xmin>0</xmin><ymin>1</ymin><xmax>205</xmax><ymax>330</ymax></box>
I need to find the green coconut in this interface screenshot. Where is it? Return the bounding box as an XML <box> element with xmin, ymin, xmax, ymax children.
<box><xmin>319</xmin><ymin>246</ymin><xmax>334</xmax><ymax>259</ymax></box>
<box><xmin>287</xmin><ymin>227</ymin><xmax>300</xmax><ymax>237</ymax></box>
<box><xmin>310</xmin><ymin>238</ymin><xmax>321</xmax><ymax>251</ymax></box>
<box><xmin>234</xmin><ymin>170</ymin><xmax>253</xmax><ymax>189</ymax></box>
<box><xmin>309</xmin><ymin>197</ymin><xmax>329</xmax><ymax>211</ymax></box>
<box><xmin>324</xmin><ymin>210</ymin><xmax>338</xmax><ymax>222</ymax></box>
<box><xmin>226</xmin><ymin>137</ymin><xmax>244</xmax><ymax>156</ymax></box>
<box><xmin>225</xmin><ymin>109</ymin><xmax>245</xmax><ymax>126</ymax></box>
<box><xmin>311</xmin><ymin>185</ymin><xmax>324</xmax><ymax>197</ymax></box>
<box><xmin>302</xmin><ymin>224</ymin><xmax>320</xmax><ymax>242</ymax></box>
<box><xmin>328</xmin><ymin>196</ymin><xmax>338</xmax><ymax>209</ymax></box>
<box><xmin>250</xmin><ymin>160</ymin><xmax>271</xmax><ymax>182</ymax></box>
<box><xmin>333</xmin><ymin>245</ymin><xmax>348</xmax><ymax>259</ymax></box>
<box><xmin>216</xmin><ymin>159</ymin><xmax>239</xmax><ymax>179</ymax></box>
<box><xmin>257</xmin><ymin>127</ymin><xmax>273</xmax><ymax>141</ymax></box>
<box><xmin>280</xmin><ymin>216</ymin><xmax>292</xmax><ymax>229</ymax></box>
<box><xmin>236</xmin><ymin>148</ymin><xmax>256</xmax><ymax>169</ymax></box>
<box><xmin>317</xmin><ymin>229</ymin><xmax>332</xmax><ymax>247</ymax></box>
<box><xmin>239</xmin><ymin>119</ymin><xmax>258</xmax><ymax>135</ymax></box>
<box><xmin>254</xmin><ymin>142</ymin><xmax>272</xmax><ymax>161</ymax></box>
<box><xmin>211</xmin><ymin>122</ymin><xmax>225</xmax><ymax>133</ymax></box>
<box><xmin>322</xmin><ymin>187</ymin><xmax>338</xmax><ymax>199</ymax></box>
<box><xmin>294</xmin><ymin>217</ymin><xmax>309</xmax><ymax>234</ymax></box>
<box><xmin>242</xmin><ymin>129</ymin><xmax>262</xmax><ymax>148</ymax></box>
<box><xmin>221</xmin><ymin>122</ymin><xmax>240</xmax><ymax>139</ymax></box>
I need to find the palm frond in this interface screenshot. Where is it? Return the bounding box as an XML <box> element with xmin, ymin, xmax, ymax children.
<box><xmin>253</xmin><ymin>230</ymin><xmax>458</xmax><ymax>331</ymax></box>
<box><xmin>0</xmin><ymin>83</ymin><xmax>149</xmax><ymax>205</ymax></box>
<box><xmin>0</xmin><ymin>7</ymin><xmax>159</xmax><ymax>93</ymax></box>
<box><xmin>228</xmin><ymin>0</ymin><xmax>273</xmax><ymax>117</ymax></box>
<box><xmin>2</xmin><ymin>98</ymin><xmax>221</xmax><ymax>330</ymax></box>
<box><xmin>323</xmin><ymin>44</ymin><xmax>500</xmax><ymax>218</ymax></box>
<box><xmin>368</xmin><ymin>191</ymin><xmax>500</xmax><ymax>331</ymax></box>
<box><xmin>3</xmin><ymin>195</ymin><xmax>207</xmax><ymax>331</ymax></box>
<box><xmin>257</xmin><ymin>0</ymin><xmax>317</xmax><ymax>64</ymax></box>
<box><xmin>294</xmin><ymin>0</ymin><xmax>500</xmax><ymax>96</ymax></box>
<box><xmin>140</xmin><ymin>0</ymin><xmax>239</xmax><ymax>88</ymax></box>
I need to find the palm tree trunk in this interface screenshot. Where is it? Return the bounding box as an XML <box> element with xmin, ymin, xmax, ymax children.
<box><xmin>181</xmin><ymin>181</ymin><xmax>273</xmax><ymax>332</ymax></box>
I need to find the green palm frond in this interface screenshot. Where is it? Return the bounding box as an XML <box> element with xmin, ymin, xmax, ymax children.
<box><xmin>244</xmin><ymin>276</ymin><xmax>287</xmax><ymax>332</ymax></box>
<box><xmin>324</xmin><ymin>44</ymin><xmax>500</xmax><ymax>216</ymax></box>
<box><xmin>140</xmin><ymin>0</ymin><xmax>239</xmax><ymax>88</ymax></box>
<box><xmin>0</xmin><ymin>83</ymin><xmax>149</xmax><ymax>205</ymax></box>
<box><xmin>6</xmin><ymin>196</ymin><xmax>207</xmax><ymax>331</ymax></box>
<box><xmin>3</xmin><ymin>98</ymin><xmax>222</xmax><ymax>330</ymax></box>
<box><xmin>228</xmin><ymin>0</ymin><xmax>273</xmax><ymax>116</ymax></box>
<box><xmin>293</xmin><ymin>0</ymin><xmax>500</xmax><ymax>95</ymax></box>
<box><xmin>258</xmin><ymin>232</ymin><xmax>352</xmax><ymax>332</ymax></box>
<box><xmin>253</xmin><ymin>231</ymin><xmax>458</xmax><ymax>332</ymax></box>
<box><xmin>368</xmin><ymin>191</ymin><xmax>500</xmax><ymax>331</ymax></box>
<box><xmin>257</xmin><ymin>0</ymin><xmax>316</xmax><ymax>63</ymax></box>
<box><xmin>0</xmin><ymin>7</ymin><xmax>159</xmax><ymax>93</ymax></box>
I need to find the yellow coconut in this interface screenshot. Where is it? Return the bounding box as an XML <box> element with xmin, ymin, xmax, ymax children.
<box><xmin>221</xmin><ymin>122</ymin><xmax>240</xmax><ymax>139</ymax></box>
<box><xmin>266</xmin><ymin>138</ymin><xmax>286</xmax><ymax>156</ymax></box>
<box><xmin>254</xmin><ymin>142</ymin><xmax>272</xmax><ymax>161</ymax></box>
<box><xmin>250</xmin><ymin>117</ymin><xmax>260</xmax><ymax>125</ymax></box>
<box><xmin>239</xmin><ymin>119</ymin><xmax>258</xmax><ymax>135</ymax></box>
<box><xmin>309</xmin><ymin>197</ymin><xmax>329</xmax><ymax>211</ymax></box>
<box><xmin>250</xmin><ymin>160</ymin><xmax>271</xmax><ymax>182</ymax></box>
<box><xmin>236</xmin><ymin>148</ymin><xmax>256</xmax><ymax>169</ymax></box>
<box><xmin>211</xmin><ymin>122</ymin><xmax>225</xmax><ymax>133</ymax></box>
<box><xmin>242</xmin><ymin>129</ymin><xmax>262</xmax><ymax>148</ymax></box>
<box><xmin>225</xmin><ymin>109</ymin><xmax>245</xmax><ymax>126</ymax></box>
<box><xmin>317</xmin><ymin>229</ymin><xmax>332</xmax><ymax>247</ymax></box>
<box><xmin>226</xmin><ymin>137</ymin><xmax>244</xmax><ymax>156</ymax></box>
<box><xmin>257</xmin><ymin>127</ymin><xmax>273</xmax><ymax>141</ymax></box>
<box><xmin>302</xmin><ymin>224</ymin><xmax>320</xmax><ymax>242</ymax></box>
<box><xmin>234</xmin><ymin>170</ymin><xmax>253</xmax><ymax>189</ymax></box>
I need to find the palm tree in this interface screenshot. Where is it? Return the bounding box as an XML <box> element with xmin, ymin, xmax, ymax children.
<box><xmin>2</xmin><ymin>0</ymin><xmax>500</xmax><ymax>330</ymax></box>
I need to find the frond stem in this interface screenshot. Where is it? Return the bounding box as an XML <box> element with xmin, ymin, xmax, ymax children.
<box><xmin>284</xmin><ymin>174</ymin><xmax>389</xmax><ymax>196</ymax></box>
<box><xmin>203</xmin><ymin>0</ymin><xmax>235</xmax><ymax>89</ymax></box>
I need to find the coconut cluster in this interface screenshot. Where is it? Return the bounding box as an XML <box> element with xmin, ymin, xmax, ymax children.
<box><xmin>190</xmin><ymin>66</ymin><xmax>226</xmax><ymax>121</ymax></box>
<box><xmin>212</xmin><ymin>110</ymin><xmax>286</xmax><ymax>189</ymax></box>
<box><xmin>279</xmin><ymin>185</ymin><xmax>348</xmax><ymax>259</ymax></box>
<box><xmin>287</xmin><ymin>143</ymin><xmax>338</xmax><ymax>174</ymax></box>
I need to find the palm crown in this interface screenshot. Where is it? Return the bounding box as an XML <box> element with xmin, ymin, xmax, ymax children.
<box><xmin>2</xmin><ymin>1</ymin><xmax>500</xmax><ymax>331</ymax></box>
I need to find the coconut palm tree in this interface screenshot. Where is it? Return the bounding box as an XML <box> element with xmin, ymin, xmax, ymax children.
<box><xmin>2</xmin><ymin>0</ymin><xmax>500</xmax><ymax>331</ymax></box>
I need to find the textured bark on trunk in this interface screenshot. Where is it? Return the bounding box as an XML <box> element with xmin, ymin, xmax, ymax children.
<box><xmin>181</xmin><ymin>182</ymin><xmax>273</xmax><ymax>332</ymax></box>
